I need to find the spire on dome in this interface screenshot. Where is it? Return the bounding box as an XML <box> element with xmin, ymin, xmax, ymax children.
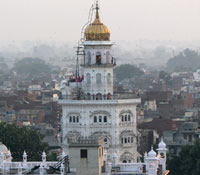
<box><xmin>93</xmin><ymin>0</ymin><xmax>102</xmax><ymax>25</ymax></box>
<box><xmin>84</xmin><ymin>1</ymin><xmax>111</xmax><ymax>41</ymax></box>
<box><xmin>95</xmin><ymin>1</ymin><xmax>100</xmax><ymax>19</ymax></box>
<box><xmin>148</xmin><ymin>145</ymin><xmax>157</xmax><ymax>157</ymax></box>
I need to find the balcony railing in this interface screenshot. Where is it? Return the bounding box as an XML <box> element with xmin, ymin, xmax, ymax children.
<box><xmin>60</xmin><ymin>93</ymin><xmax>139</xmax><ymax>101</ymax></box>
<box><xmin>114</xmin><ymin>163</ymin><xmax>146</xmax><ymax>173</ymax></box>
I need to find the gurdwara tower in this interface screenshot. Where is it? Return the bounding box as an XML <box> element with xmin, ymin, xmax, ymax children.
<box><xmin>59</xmin><ymin>2</ymin><xmax>140</xmax><ymax>163</ymax></box>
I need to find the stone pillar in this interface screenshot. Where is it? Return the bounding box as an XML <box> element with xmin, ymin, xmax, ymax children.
<box><xmin>107</xmin><ymin>162</ymin><xmax>112</xmax><ymax>175</ymax></box>
<box><xmin>42</xmin><ymin>151</ymin><xmax>46</xmax><ymax>167</ymax></box>
<box><xmin>61</xmin><ymin>151</ymin><xmax>66</xmax><ymax>164</ymax></box>
<box><xmin>145</xmin><ymin>147</ymin><xmax>159</xmax><ymax>175</ymax></box>
<box><xmin>23</xmin><ymin>151</ymin><xmax>27</xmax><ymax>168</ymax></box>
<box><xmin>112</xmin><ymin>152</ymin><xmax>117</xmax><ymax>166</ymax></box>
<box><xmin>157</xmin><ymin>138</ymin><xmax>167</xmax><ymax>172</ymax></box>
<box><xmin>60</xmin><ymin>163</ymin><xmax>65</xmax><ymax>175</ymax></box>
<box><xmin>39</xmin><ymin>164</ymin><xmax>44</xmax><ymax>175</ymax></box>
<box><xmin>18</xmin><ymin>163</ymin><xmax>22</xmax><ymax>175</ymax></box>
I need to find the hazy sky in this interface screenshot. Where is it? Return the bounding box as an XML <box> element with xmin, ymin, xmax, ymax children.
<box><xmin>0</xmin><ymin>0</ymin><xmax>200</xmax><ymax>45</ymax></box>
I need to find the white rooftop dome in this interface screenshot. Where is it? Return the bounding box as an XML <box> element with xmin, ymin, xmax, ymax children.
<box><xmin>0</xmin><ymin>142</ymin><xmax>8</xmax><ymax>154</ymax></box>
<box><xmin>148</xmin><ymin>146</ymin><xmax>156</xmax><ymax>157</ymax></box>
<box><xmin>158</xmin><ymin>139</ymin><xmax>166</xmax><ymax>149</ymax></box>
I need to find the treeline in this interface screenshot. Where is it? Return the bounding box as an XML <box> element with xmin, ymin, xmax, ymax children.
<box><xmin>167</xmin><ymin>48</ymin><xmax>200</xmax><ymax>72</ymax></box>
<box><xmin>0</xmin><ymin>123</ymin><xmax>56</xmax><ymax>161</ymax></box>
<box><xmin>168</xmin><ymin>139</ymin><xmax>200</xmax><ymax>175</ymax></box>
<box><xmin>114</xmin><ymin>64</ymin><xmax>144</xmax><ymax>82</ymax></box>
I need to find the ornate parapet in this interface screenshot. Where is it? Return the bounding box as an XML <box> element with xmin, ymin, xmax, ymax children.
<box><xmin>68</xmin><ymin>137</ymin><xmax>104</xmax><ymax>147</ymax></box>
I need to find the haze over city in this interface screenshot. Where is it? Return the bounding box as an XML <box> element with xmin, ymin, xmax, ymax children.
<box><xmin>1</xmin><ymin>1</ymin><xmax>200</xmax><ymax>175</ymax></box>
<box><xmin>0</xmin><ymin>0</ymin><xmax>200</xmax><ymax>44</ymax></box>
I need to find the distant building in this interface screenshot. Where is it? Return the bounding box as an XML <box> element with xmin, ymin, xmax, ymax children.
<box><xmin>193</xmin><ymin>69</ymin><xmax>200</xmax><ymax>82</ymax></box>
<box><xmin>163</xmin><ymin>122</ymin><xmax>200</xmax><ymax>155</ymax></box>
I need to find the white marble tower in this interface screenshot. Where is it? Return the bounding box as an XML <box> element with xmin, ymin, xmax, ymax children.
<box><xmin>59</xmin><ymin>2</ymin><xmax>140</xmax><ymax>163</ymax></box>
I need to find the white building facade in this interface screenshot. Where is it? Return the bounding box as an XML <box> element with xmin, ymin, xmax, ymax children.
<box><xmin>59</xmin><ymin>2</ymin><xmax>140</xmax><ymax>163</ymax></box>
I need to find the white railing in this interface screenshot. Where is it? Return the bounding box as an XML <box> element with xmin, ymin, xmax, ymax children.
<box><xmin>1</xmin><ymin>161</ymin><xmax>58</xmax><ymax>169</ymax></box>
<box><xmin>116</xmin><ymin>163</ymin><xmax>145</xmax><ymax>173</ymax></box>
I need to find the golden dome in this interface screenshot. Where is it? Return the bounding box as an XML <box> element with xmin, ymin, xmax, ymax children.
<box><xmin>85</xmin><ymin>4</ymin><xmax>110</xmax><ymax>41</ymax></box>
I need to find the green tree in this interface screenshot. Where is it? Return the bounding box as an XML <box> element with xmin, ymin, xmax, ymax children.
<box><xmin>167</xmin><ymin>48</ymin><xmax>200</xmax><ymax>72</ymax></box>
<box><xmin>168</xmin><ymin>139</ymin><xmax>200</xmax><ymax>175</ymax></box>
<box><xmin>114</xmin><ymin>64</ymin><xmax>144</xmax><ymax>81</ymax></box>
<box><xmin>0</xmin><ymin>123</ymin><xmax>56</xmax><ymax>161</ymax></box>
<box><xmin>159</xmin><ymin>70</ymin><xmax>171</xmax><ymax>84</ymax></box>
<box><xmin>13</xmin><ymin>57</ymin><xmax>51</xmax><ymax>78</ymax></box>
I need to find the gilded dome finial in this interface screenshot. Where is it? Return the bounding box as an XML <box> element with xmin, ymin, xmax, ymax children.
<box><xmin>84</xmin><ymin>1</ymin><xmax>110</xmax><ymax>41</ymax></box>
<box><xmin>95</xmin><ymin>1</ymin><xmax>100</xmax><ymax>19</ymax></box>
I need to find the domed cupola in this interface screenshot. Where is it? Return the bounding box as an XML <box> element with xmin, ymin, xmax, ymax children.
<box><xmin>158</xmin><ymin>139</ymin><xmax>166</xmax><ymax>149</ymax></box>
<box><xmin>148</xmin><ymin>146</ymin><xmax>157</xmax><ymax>157</ymax></box>
<box><xmin>85</xmin><ymin>3</ymin><xmax>110</xmax><ymax>41</ymax></box>
<box><xmin>0</xmin><ymin>142</ymin><xmax>8</xmax><ymax>154</ymax></box>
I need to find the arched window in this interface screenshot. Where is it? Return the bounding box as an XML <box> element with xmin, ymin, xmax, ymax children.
<box><xmin>121</xmin><ymin>138</ymin><xmax>123</xmax><ymax>144</ymax></box>
<box><xmin>160</xmin><ymin>153</ymin><xmax>165</xmax><ymax>158</ymax></box>
<box><xmin>107</xmin><ymin>73</ymin><xmax>111</xmax><ymax>84</ymax></box>
<box><xmin>92</xmin><ymin>94</ymin><xmax>95</xmax><ymax>100</ymax></box>
<box><xmin>125</xmin><ymin>115</ymin><xmax>127</xmax><ymax>121</ymax></box>
<box><xmin>123</xmin><ymin>160</ymin><xmax>127</xmax><ymax>163</ymax></box>
<box><xmin>86</xmin><ymin>73</ymin><xmax>91</xmax><ymax>84</ymax></box>
<box><xmin>87</xmin><ymin>51</ymin><xmax>91</xmax><ymax>64</ymax></box>
<box><xmin>94</xmin><ymin>116</ymin><xmax>97</xmax><ymax>123</ymax></box>
<box><xmin>96</xmin><ymin>93</ymin><xmax>102</xmax><ymax>100</ymax></box>
<box><xmin>128</xmin><ymin>115</ymin><xmax>131</xmax><ymax>121</ymax></box>
<box><xmin>121</xmin><ymin>113</ymin><xmax>133</xmax><ymax>123</ymax></box>
<box><xmin>76</xmin><ymin>116</ymin><xmax>79</xmax><ymax>123</ymax></box>
<box><xmin>96</xmin><ymin>73</ymin><xmax>101</xmax><ymax>84</ymax></box>
<box><xmin>69</xmin><ymin>116</ymin><xmax>72</xmax><ymax>123</ymax></box>
<box><xmin>107</xmin><ymin>93</ymin><xmax>111</xmax><ymax>100</ymax></box>
<box><xmin>104</xmin><ymin>116</ymin><xmax>107</xmax><ymax>123</ymax></box>
<box><xmin>104</xmin><ymin>138</ymin><xmax>107</xmax><ymax>143</ymax></box>
<box><xmin>73</xmin><ymin>116</ymin><xmax>76</xmax><ymax>123</ymax></box>
<box><xmin>99</xmin><ymin>116</ymin><xmax>102</xmax><ymax>123</ymax></box>
<box><xmin>106</xmin><ymin>51</ymin><xmax>110</xmax><ymax>63</ymax></box>
<box><xmin>87</xmin><ymin>93</ymin><xmax>91</xmax><ymax>100</ymax></box>
<box><xmin>125</xmin><ymin>138</ymin><xmax>127</xmax><ymax>144</ymax></box>
<box><xmin>96</xmin><ymin>52</ymin><xmax>102</xmax><ymax>64</ymax></box>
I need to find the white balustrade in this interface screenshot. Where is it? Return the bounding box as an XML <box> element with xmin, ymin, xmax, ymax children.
<box><xmin>116</xmin><ymin>163</ymin><xmax>145</xmax><ymax>173</ymax></box>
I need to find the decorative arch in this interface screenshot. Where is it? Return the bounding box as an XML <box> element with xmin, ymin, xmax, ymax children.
<box><xmin>87</xmin><ymin>93</ymin><xmax>91</xmax><ymax>100</ymax></box>
<box><xmin>120</xmin><ymin>130</ymin><xmax>136</xmax><ymax>137</ymax></box>
<box><xmin>120</xmin><ymin>130</ymin><xmax>137</xmax><ymax>145</ymax></box>
<box><xmin>107</xmin><ymin>93</ymin><xmax>111</xmax><ymax>100</ymax></box>
<box><xmin>86</xmin><ymin>73</ymin><xmax>91</xmax><ymax>84</ymax></box>
<box><xmin>120</xmin><ymin>152</ymin><xmax>134</xmax><ymax>162</ymax></box>
<box><xmin>96</xmin><ymin>51</ymin><xmax>102</xmax><ymax>64</ymax></box>
<box><xmin>89</xmin><ymin>110</ymin><xmax>111</xmax><ymax>118</ymax></box>
<box><xmin>119</xmin><ymin>110</ymin><xmax>133</xmax><ymax>117</ymax></box>
<box><xmin>107</xmin><ymin>73</ymin><xmax>111</xmax><ymax>84</ymax></box>
<box><xmin>90</xmin><ymin>110</ymin><xmax>111</xmax><ymax>125</ymax></box>
<box><xmin>96</xmin><ymin>93</ymin><xmax>102</xmax><ymax>100</ymax></box>
<box><xmin>67</xmin><ymin>112</ymin><xmax>81</xmax><ymax>123</ymax></box>
<box><xmin>96</xmin><ymin>73</ymin><xmax>102</xmax><ymax>84</ymax></box>
<box><xmin>67</xmin><ymin>112</ymin><xmax>81</xmax><ymax>118</ymax></box>
<box><xmin>119</xmin><ymin>110</ymin><xmax>134</xmax><ymax>123</ymax></box>
<box><xmin>90</xmin><ymin>132</ymin><xmax>112</xmax><ymax>146</ymax></box>
<box><xmin>65</xmin><ymin>130</ymin><xmax>81</xmax><ymax>143</ymax></box>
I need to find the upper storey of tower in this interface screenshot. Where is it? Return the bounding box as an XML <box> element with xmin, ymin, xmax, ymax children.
<box><xmin>85</xmin><ymin>3</ymin><xmax>110</xmax><ymax>41</ymax></box>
